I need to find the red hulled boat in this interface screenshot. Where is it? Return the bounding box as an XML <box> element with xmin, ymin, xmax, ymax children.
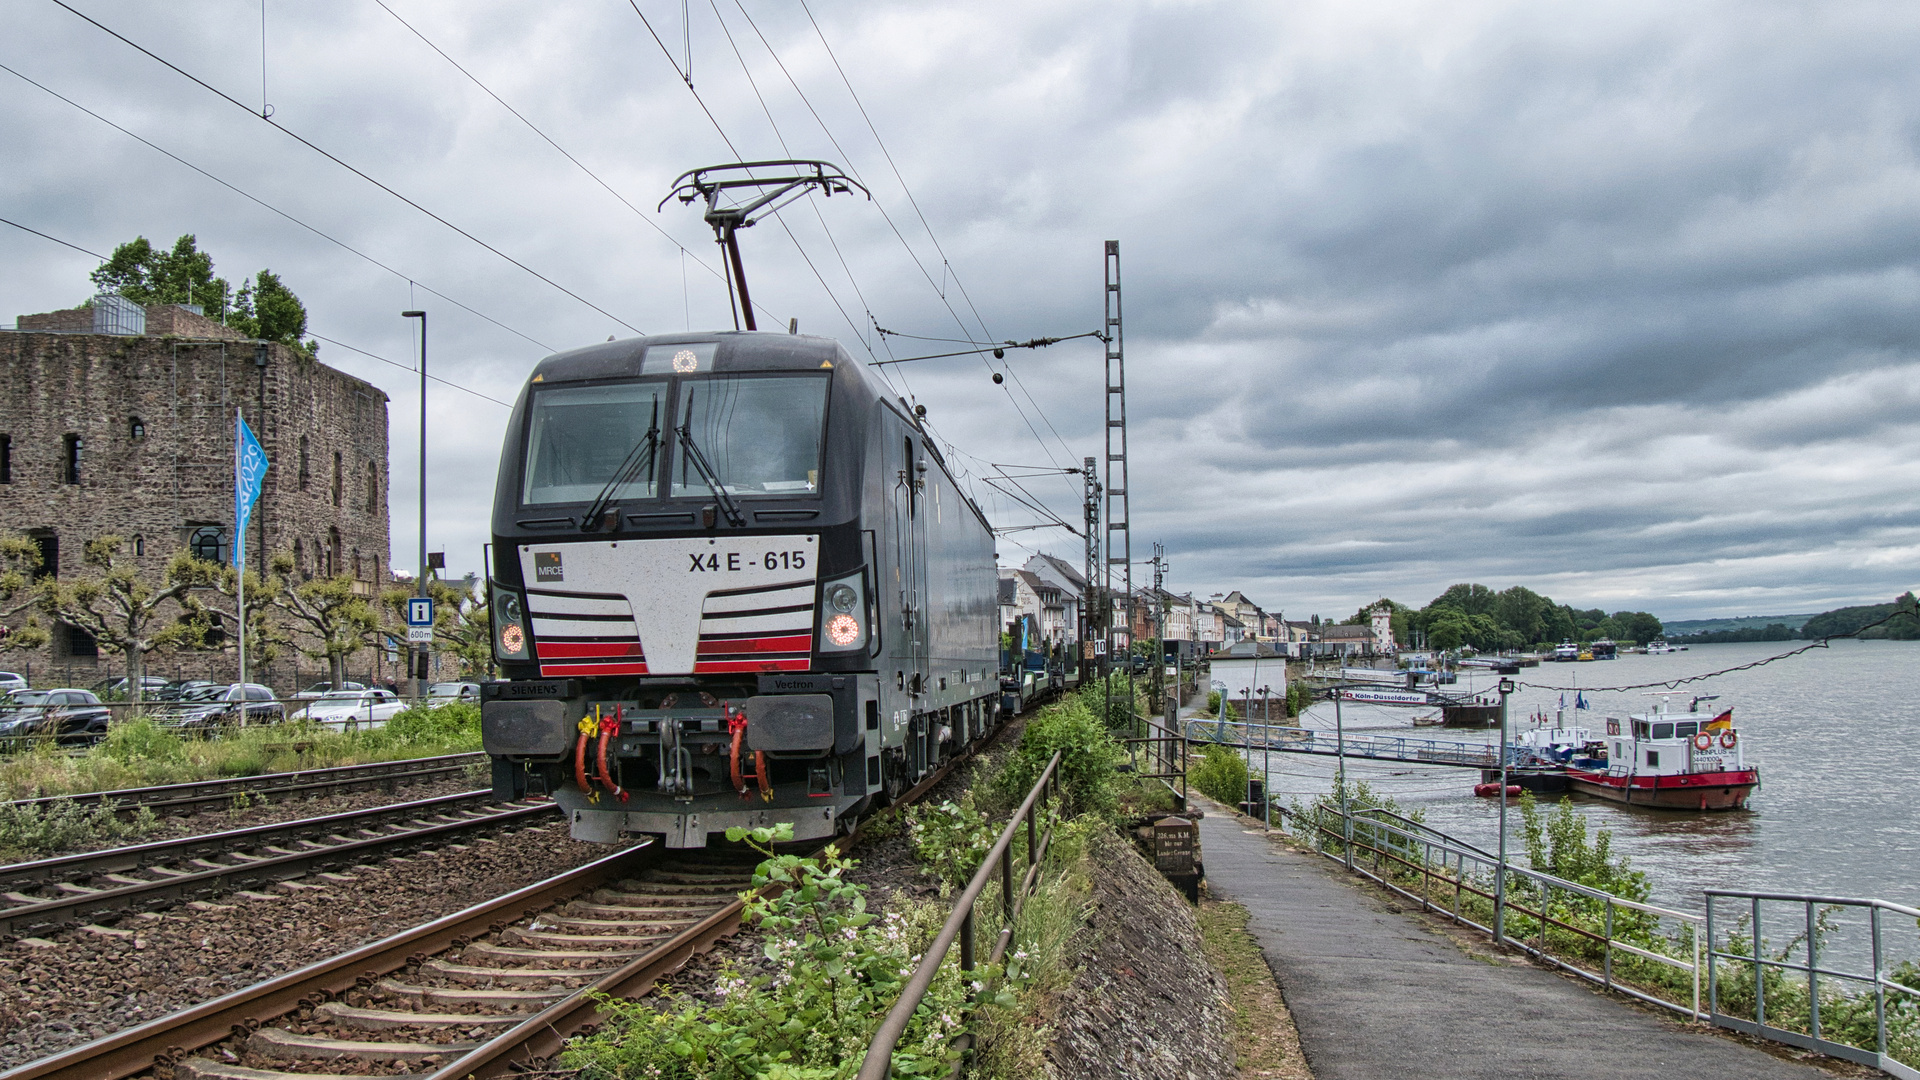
<box><xmin>1560</xmin><ymin>697</ymin><xmax>1758</xmax><ymax>811</ymax></box>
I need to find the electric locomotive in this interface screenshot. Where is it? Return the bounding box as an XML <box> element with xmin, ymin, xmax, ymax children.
<box><xmin>480</xmin><ymin>331</ymin><xmax>1000</xmax><ymax>847</ymax></box>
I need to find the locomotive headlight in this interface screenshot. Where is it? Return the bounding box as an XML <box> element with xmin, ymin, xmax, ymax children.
<box><xmin>818</xmin><ymin>569</ymin><xmax>868</xmax><ymax>652</ymax></box>
<box><xmin>493</xmin><ymin>586</ymin><xmax>532</xmax><ymax>662</ymax></box>
<box><xmin>826</xmin><ymin>614</ymin><xmax>861</xmax><ymax>646</ymax></box>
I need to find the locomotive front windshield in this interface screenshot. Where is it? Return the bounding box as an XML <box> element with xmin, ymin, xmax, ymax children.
<box><xmin>522</xmin><ymin>381</ymin><xmax>669</xmax><ymax>506</ymax></box>
<box><xmin>519</xmin><ymin>373</ymin><xmax>827</xmax><ymax>506</ymax></box>
<box><xmin>671</xmin><ymin>374</ymin><xmax>828</xmax><ymax>497</ymax></box>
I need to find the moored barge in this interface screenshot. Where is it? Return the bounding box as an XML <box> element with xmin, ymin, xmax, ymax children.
<box><xmin>1562</xmin><ymin>698</ymin><xmax>1757</xmax><ymax>810</ymax></box>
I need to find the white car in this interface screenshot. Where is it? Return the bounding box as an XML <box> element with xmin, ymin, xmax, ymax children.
<box><xmin>290</xmin><ymin>689</ymin><xmax>405</xmax><ymax>728</ymax></box>
<box><xmin>0</xmin><ymin>672</ymin><xmax>26</xmax><ymax>694</ymax></box>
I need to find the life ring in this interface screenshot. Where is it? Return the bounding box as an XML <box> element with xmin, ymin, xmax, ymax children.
<box><xmin>1719</xmin><ymin>730</ymin><xmax>1738</xmax><ymax>749</ymax></box>
<box><xmin>1692</xmin><ymin>733</ymin><xmax>1713</xmax><ymax>751</ymax></box>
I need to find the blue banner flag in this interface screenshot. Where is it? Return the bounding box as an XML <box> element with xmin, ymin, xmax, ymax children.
<box><xmin>235</xmin><ymin>413</ymin><xmax>268</xmax><ymax>567</ymax></box>
<box><xmin>1575</xmin><ymin>692</ymin><xmax>1590</xmax><ymax>711</ymax></box>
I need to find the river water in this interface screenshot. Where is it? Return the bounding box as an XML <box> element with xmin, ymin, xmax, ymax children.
<box><xmin>1256</xmin><ymin>640</ymin><xmax>1920</xmax><ymax>915</ymax></box>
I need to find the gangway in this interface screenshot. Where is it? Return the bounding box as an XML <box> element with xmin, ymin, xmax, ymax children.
<box><xmin>1187</xmin><ymin>718</ymin><xmax>1525</xmax><ymax>769</ymax></box>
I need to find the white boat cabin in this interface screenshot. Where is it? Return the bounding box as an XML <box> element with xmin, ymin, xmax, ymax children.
<box><xmin>1602</xmin><ymin>702</ymin><xmax>1744</xmax><ymax>777</ymax></box>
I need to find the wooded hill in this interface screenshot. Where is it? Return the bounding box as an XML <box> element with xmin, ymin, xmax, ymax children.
<box><xmin>1669</xmin><ymin>594</ymin><xmax>1920</xmax><ymax>642</ymax></box>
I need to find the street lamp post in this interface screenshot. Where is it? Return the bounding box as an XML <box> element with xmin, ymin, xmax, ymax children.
<box><xmin>1335</xmin><ymin>686</ymin><xmax>1351</xmax><ymax>867</ymax></box>
<box><xmin>1496</xmin><ymin>675</ymin><xmax>1516</xmax><ymax>944</ymax></box>
<box><xmin>1258</xmin><ymin>684</ymin><xmax>1272</xmax><ymax>828</ymax></box>
<box><xmin>401</xmin><ymin>310</ymin><xmax>426</xmax><ymax>704</ymax></box>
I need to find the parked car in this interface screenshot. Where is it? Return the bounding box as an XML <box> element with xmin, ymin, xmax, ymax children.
<box><xmin>155</xmin><ymin>679</ymin><xmax>221</xmax><ymax>702</ymax></box>
<box><xmin>0</xmin><ymin>672</ymin><xmax>27</xmax><ymax>694</ymax></box>
<box><xmin>160</xmin><ymin>683</ymin><xmax>284</xmax><ymax>729</ymax></box>
<box><xmin>425</xmin><ymin>682</ymin><xmax>480</xmax><ymax>709</ymax></box>
<box><xmin>294</xmin><ymin>681</ymin><xmax>368</xmax><ymax>700</ymax></box>
<box><xmin>0</xmin><ymin>689</ymin><xmax>112</xmax><ymax>744</ymax></box>
<box><xmin>289</xmin><ymin>689</ymin><xmax>406</xmax><ymax>728</ymax></box>
<box><xmin>91</xmin><ymin>675</ymin><xmax>171</xmax><ymax>700</ymax></box>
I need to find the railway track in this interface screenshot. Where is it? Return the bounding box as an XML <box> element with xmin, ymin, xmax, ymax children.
<box><xmin>0</xmin><ymin>791</ymin><xmax>554</xmax><ymax>938</ymax></box>
<box><xmin>4</xmin><ymin>754</ymin><xmax>486</xmax><ymax>819</ymax></box>
<box><xmin>2</xmin><ymin>716</ymin><xmax>1009</xmax><ymax>1080</ymax></box>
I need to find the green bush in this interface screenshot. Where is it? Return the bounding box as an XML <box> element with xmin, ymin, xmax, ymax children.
<box><xmin>1191</xmin><ymin>743</ymin><xmax>1250</xmax><ymax>806</ymax></box>
<box><xmin>992</xmin><ymin>698</ymin><xmax>1124</xmax><ymax>819</ymax></box>
<box><xmin>94</xmin><ymin>717</ymin><xmax>190</xmax><ymax>767</ymax></box>
<box><xmin>0</xmin><ymin>797</ymin><xmax>157</xmax><ymax>862</ymax></box>
<box><xmin>370</xmin><ymin>702</ymin><xmax>481</xmax><ymax>748</ymax></box>
<box><xmin>906</xmin><ymin>794</ymin><xmax>998</xmax><ymax>887</ymax></box>
<box><xmin>563</xmin><ymin>823</ymin><xmax>978</xmax><ymax>1080</ymax></box>
<box><xmin>1204</xmin><ymin>691</ymin><xmax>1240</xmax><ymax>721</ymax></box>
<box><xmin>1077</xmin><ymin>674</ymin><xmax>1143</xmax><ymax>730</ymax></box>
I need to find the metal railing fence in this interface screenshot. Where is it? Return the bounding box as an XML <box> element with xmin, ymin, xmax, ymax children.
<box><xmin>1123</xmin><ymin>711</ymin><xmax>1187</xmax><ymax>808</ymax></box>
<box><xmin>1271</xmin><ymin>800</ymin><xmax>1707</xmax><ymax>1021</ymax></box>
<box><xmin>1186</xmin><ymin>716</ymin><xmax>1521</xmax><ymax>769</ymax></box>
<box><xmin>1706</xmin><ymin>890</ymin><xmax>1920</xmax><ymax>1079</ymax></box>
<box><xmin>855</xmin><ymin>749</ymin><xmax>1063</xmax><ymax>1080</ymax></box>
<box><xmin>0</xmin><ymin>696</ymin><xmax>469</xmax><ymax>752</ymax></box>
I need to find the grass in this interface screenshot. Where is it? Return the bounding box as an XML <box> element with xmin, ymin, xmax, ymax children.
<box><xmin>1198</xmin><ymin>898</ymin><xmax>1313</xmax><ymax>1080</ymax></box>
<box><xmin>0</xmin><ymin>703</ymin><xmax>482</xmax><ymax>801</ymax></box>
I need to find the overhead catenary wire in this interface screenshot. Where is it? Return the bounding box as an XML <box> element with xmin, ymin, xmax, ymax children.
<box><xmin>627</xmin><ymin>0</ymin><xmax>878</xmax><ymax>353</ymax></box>
<box><xmin>48</xmin><ymin>0</ymin><xmax>643</xmax><ymax>335</ymax></box>
<box><xmin>0</xmin><ymin>59</ymin><xmax>553</xmax><ymax>353</ymax></box>
<box><xmin>741</xmin><ymin>0</ymin><xmax>1084</xmax><ymax>496</ymax></box>
<box><xmin>367</xmin><ymin>0</ymin><xmax>747</xmax><ymax>321</ymax></box>
<box><xmin>0</xmin><ymin>214</ymin><xmax>516</xmax><ymax>409</ymax></box>
<box><xmin>0</xmin><ymin>214</ymin><xmax>102</xmax><ymax>259</ymax></box>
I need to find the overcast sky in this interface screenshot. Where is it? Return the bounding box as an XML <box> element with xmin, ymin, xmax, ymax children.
<box><xmin>5</xmin><ymin>0</ymin><xmax>1920</xmax><ymax>622</ymax></box>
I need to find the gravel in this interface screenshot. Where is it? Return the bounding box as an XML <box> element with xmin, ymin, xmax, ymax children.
<box><xmin>0</xmin><ymin>814</ymin><xmax>617</xmax><ymax>1071</ymax></box>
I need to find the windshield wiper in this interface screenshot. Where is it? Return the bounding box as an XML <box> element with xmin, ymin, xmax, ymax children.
<box><xmin>676</xmin><ymin>399</ymin><xmax>745</xmax><ymax>527</ymax></box>
<box><xmin>580</xmin><ymin>402</ymin><xmax>660</xmax><ymax>532</ymax></box>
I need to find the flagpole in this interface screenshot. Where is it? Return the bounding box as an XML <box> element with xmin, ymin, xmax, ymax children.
<box><xmin>236</xmin><ymin>408</ymin><xmax>246</xmax><ymax>690</ymax></box>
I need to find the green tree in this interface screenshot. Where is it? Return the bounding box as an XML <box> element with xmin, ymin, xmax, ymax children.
<box><xmin>230</xmin><ymin>269</ymin><xmax>317</xmax><ymax>354</ymax></box>
<box><xmin>36</xmin><ymin>537</ymin><xmax>220</xmax><ymax>705</ymax></box>
<box><xmin>89</xmin><ymin>234</ymin><xmax>230</xmax><ymax>317</ymax></box>
<box><xmin>273</xmin><ymin>573</ymin><xmax>383</xmax><ymax>686</ymax></box>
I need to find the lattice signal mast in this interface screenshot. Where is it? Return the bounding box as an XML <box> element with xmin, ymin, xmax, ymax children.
<box><xmin>1082</xmin><ymin>456</ymin><xmax>1100</xmax><ymax>656</ymax></box>
<box><xmin>1103</xmin><ymin>241</ymin><xmax>1132</xmax><ymax>686</ymax></box>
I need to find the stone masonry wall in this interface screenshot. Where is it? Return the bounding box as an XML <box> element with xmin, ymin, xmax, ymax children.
<box><xmin>0</xmin><ymin>309</ymin><xmax>392</xmax><ymax>691</ymax></box>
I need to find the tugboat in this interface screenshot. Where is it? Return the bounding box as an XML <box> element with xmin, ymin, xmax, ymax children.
<box><xmin>1562</xmin><ymin>695</ymin><xmax>1757</xmax><ymax>810</ymax></box>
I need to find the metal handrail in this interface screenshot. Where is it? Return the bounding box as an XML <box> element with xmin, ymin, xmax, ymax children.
<box><xmin>1704</xmin><ymin>889</ymin><xmax>1920</xmax><ymax>1078</ymax></box>
<box><xmin>1124</xmin><ymin>709</ymin><xmax>1187</xmax><ymax>806</ymax></box>
<box><xmin>855</xmin><ymin>749</ymin><xmax>1063</xmax><ymax>1080</ymax></box>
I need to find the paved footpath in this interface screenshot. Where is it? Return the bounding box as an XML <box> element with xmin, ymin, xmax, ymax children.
<box><xmin>1195</xmin><ymin>800</ymin><xmax>1838</xmax><ymax>1079</ymax></box>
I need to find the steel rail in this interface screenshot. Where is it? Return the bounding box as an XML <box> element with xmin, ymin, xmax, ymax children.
<box><xmin>427</xmin><ymin>706</ymin><xmax>1021</xmax><ymax>1080</ymax></box>
<box><xmin>0</xmin><ymin>842</ymin><xmax>659</xmax><ymax>1080</ymax></box>
<box><xmin>3</xmin><ymin>753</ymin><xmax>485</xmax><ymax>817</ymax></box>
<box><xmin>0</xmin><ymin>789</ymin><xmax>503</xmax><ymax>889</ymax></box>
<box><xmin>0</xmin><ymin>795</ymin><xmax>554</xmax><ymax>937</ymax></box>
<box><xmin>3</xmin><ymin>708</ymin><xmax>1019</xmax><ymax>1080</ymax></box>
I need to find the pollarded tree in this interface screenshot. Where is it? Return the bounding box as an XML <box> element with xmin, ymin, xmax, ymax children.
<box><xmin>273</xmin><ymin>566</ymin><xmax>383</xmax><ymax>687</ymax></box>
<box><xmin>36</xmin><ymin>537</ymin><xmax>219</xmax><ymax>705</ymax></box>
<box><xmin>0</xmin><ymin>536</ymin><xmax>53</xmax><ymax>656</ymax></box>
<box><xmin>174</xmin><ymin>553</ymin><xmax>290</xmax><ymax>672</ymax></box>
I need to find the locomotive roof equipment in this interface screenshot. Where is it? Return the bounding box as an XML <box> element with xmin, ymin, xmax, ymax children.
<box><xmin>662</xmin><ymin>159</ymin><xmax>869</xmax><ymax>331</ymax></box>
